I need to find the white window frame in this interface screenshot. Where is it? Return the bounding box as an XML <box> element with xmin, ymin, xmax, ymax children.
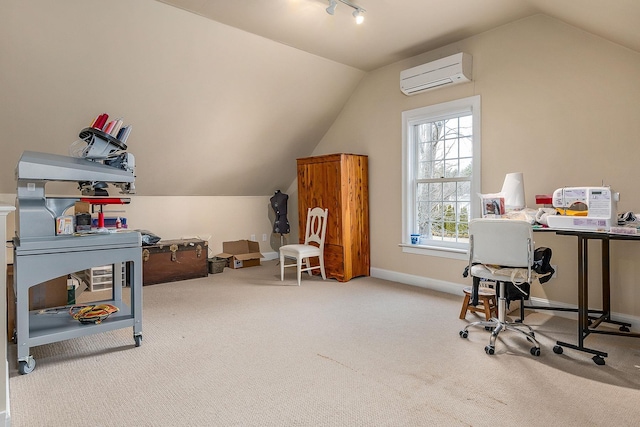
<box><xmin>401</xmin><ymin>95</ymin><xmax>481</xmax><ymax>260</ymax></box>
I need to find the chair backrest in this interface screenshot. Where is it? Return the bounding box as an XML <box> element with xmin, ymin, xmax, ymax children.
<box><xmin>304</xmin><ymin>207</ymin><xmax>328</xmax><ymax>249</ymax></box>
<box><xmin>469</xmin><ymin>218</ymin><xmax>533</xmax><ymax>268</ymax></box>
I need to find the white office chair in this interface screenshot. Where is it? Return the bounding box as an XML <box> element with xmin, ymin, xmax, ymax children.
<box><xmin>280</xmin><ymin>207</ymin><xmax>328</xmax><ymax>286</ymax></box>
<box><xmin>459</xmin><ymin>218</ymin><xmax>541</xmax><ymax>357</ymax></box>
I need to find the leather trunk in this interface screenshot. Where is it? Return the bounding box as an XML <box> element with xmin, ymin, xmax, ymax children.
<box><xmin>142</xmin><ymin>238</ymin><xmax>208</xmax><ymax>285</ymax></box>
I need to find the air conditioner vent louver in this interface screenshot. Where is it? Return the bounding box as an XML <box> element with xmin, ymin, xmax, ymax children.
<box><xmin>400</xmin><ymin>53</ymin><xmax>472</xmax><ymax>96</ymax></box>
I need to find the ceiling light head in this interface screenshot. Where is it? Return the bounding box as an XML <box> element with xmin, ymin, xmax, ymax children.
<box><xmin>352</xmin><ymin>8</ymin><xmax>364</xmax><ymax>24</ymax></box>
<box><xmin>326</xmin><ymin>0</ymin><xmax>337</xmax><ymax>15</ymax></box>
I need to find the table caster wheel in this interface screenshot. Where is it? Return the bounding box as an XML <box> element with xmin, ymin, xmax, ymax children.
<box><xmin>485</xmin><ymin>345</ymin><xmax>495</xmax><ymax>355</ymax></box>
<box><xmin>592</xmin><ymin>355</ymin><xmax>605</xmax><ymax>366</ymax></box>
<box><xmin>18</xmin><ymin>357</ymin><xmax>36</xmax><ymax>375</ymax></box>
<box><xmin>530</xmin><ymin>347</ymin><xmax>541</xmax><ymax>356</ymax></box>
<box><xmin>134</xmin><ymin>334</ymin><xmax>143</xmax><ymax>347</ymax></box>
<box><xmin>553</xmin><ymin>345</ymin><xmax>563</xmax><ymax>354</ymax></box>
<box><xmin>459</xmin><ymin>330</ymin><xmax>468</xmax><ymax>339</ymax></box>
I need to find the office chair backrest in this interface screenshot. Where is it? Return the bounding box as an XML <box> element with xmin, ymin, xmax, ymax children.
<box><xmin>304</xmin><ymin>207</ymin><xmax>328</xmax><ymax>248</ymax></box>
<box><xmin>469</xmin><ymin>218</ymin><xmax>533</xmax><ymax>268</ymax></box>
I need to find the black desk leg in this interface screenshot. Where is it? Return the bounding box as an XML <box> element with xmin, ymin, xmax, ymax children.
<box><xmin>590</xmin><ymin>238</ymin><xmax>631</xmax><ymax>331</ymax></box>
<box><xmin>555</xmin><ymin>235</ymin><xmax>608</xmax><ymax>365</ymax></box>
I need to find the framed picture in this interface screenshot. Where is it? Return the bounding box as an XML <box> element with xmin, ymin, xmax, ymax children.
<box><xmin>482</xmin><ymin>196</ymin><xmax>505</xmax><ymax>217</ymax></box>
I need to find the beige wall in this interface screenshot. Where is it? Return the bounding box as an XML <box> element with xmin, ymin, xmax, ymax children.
<box><xmin>1</xmin><ymin>194</ymin><xmax>281</xmax><ymax>260</ymax></box>
<box><xmin>311</xmin><ymin>15</ymin><xmax>640</xmax><ymax>317</ymax></box>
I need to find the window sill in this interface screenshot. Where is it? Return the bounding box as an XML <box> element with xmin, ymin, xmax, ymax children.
<box><xmin>399</xmin><ymin>243</ymin><xmax>468</xmax><ymax>261</ymax></box>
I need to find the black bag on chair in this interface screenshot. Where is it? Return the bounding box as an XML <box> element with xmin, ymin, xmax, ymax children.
<box><xmin>532</xmin><ymin>247</ymin><xmax>554</xmax><ymax>284</ymax></box>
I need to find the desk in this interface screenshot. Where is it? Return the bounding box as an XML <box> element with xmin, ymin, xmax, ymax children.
<box><xmin>529</xmin><ymin>228</ymin><xmax>640</xmax><ymax>365</ymax></box>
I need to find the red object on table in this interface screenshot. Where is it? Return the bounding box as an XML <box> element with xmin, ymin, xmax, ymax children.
<box><xmin>535</xmin><ymin>194</ymin><xmax>553</xmax><ymax>205</ymax></box>
<box><xmin>80</xmin><ymin>198</ymin><xmax>131</xmax><ymax>205</ymax></box>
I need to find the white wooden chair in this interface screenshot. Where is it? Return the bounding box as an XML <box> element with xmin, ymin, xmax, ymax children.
<box><xmin>279</xmin><ymin>207</ymin><xmax>328</xmax><ymax>286</ymax></box>
<box><xmin>459</xmin><ymin>218</ymin><xmax>541</xmax><ymax>357</ymax></box>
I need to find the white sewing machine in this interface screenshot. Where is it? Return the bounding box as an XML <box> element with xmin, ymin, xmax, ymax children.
<box><xmin>546</xmin><ymin>186</ymin><xmax>618</xmax><ymax>231</ymax></box>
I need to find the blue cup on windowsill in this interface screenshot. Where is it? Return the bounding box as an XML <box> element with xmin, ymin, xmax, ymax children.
<box><xmin>411</xmin><ymin>234</ymin><xmax>420</xmax><ymax>244</ymax></box>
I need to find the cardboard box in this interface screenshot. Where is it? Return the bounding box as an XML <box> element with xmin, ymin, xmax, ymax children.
<box><xmin>216</xmin><ymin>240</ymin><xmax>264</xmax><ymax>269</ymax></box>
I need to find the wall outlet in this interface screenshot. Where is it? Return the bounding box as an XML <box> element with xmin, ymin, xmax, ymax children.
<box><xmin>250</xmin><ymin>234</ymin><xmax>256</xmax><ymax>241</ymax></box>
<box><xmin>262</xmin><ymin>234</ymin><xmax>267</xmax><ymax>241</ymax></box>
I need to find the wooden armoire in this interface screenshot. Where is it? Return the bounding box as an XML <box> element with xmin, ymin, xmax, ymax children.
<box><xmin>297</xmin><ymin>153</ymin><xmax>369</xmax><ymax>282</ymax></box>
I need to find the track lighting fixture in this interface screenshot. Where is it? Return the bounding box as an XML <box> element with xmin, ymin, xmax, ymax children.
<box><xmin>326</xmin><ymin>0</ymin><xmax>337</xmax><ymax>15</ymax></box>
<box><xmin>352</xmin><ymin>8</ymin><xmax>364</xmax><ymax>24</ymax></box>
<box><xmin>326</xmin><ymin>0</ymin><xmax>366</xmax><ymax>24</ymax></box>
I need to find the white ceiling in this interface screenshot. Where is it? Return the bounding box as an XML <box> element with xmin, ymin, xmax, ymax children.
<box><xmin>156</xmin><ymin>0</ymin><xmax>640</xmax><ymax>71</ymax></box>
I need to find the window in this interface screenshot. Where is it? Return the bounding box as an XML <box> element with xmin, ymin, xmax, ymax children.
<box><xmin>402</xmin><ymin>95</ymin><xmax>481</xmax><ymax>258</ymax></box>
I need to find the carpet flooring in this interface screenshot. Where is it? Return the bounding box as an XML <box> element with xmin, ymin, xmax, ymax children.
<box><xmin>8</xmin><ymin>260</ymin><xmax>640</xmax><ymax>426</ymax></box>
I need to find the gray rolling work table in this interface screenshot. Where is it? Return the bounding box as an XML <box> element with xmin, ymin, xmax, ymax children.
<box><xmin>13</xmin><ymin>231</ymin><xmax>143</xmax><ymax>375</ymax></box>
<box><xmin>13</xmin><ymin>148</ymin><xmax>142</xmax><ymax>374</ymax></box>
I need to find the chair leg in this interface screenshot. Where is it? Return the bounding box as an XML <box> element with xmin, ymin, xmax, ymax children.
<box><xmin>305</xmin><ymin>258</ymin><xmax>313</xmax><ymax>277</ymax></box>
<box><xmin>481</xmin><ymin>296</ymin><xmax>492</xmax><ymax>321</ymax></box>
<box><xmin>296</xmin><ymin>257</ymin><xmax>302</xmax><ymax>286</ymax></box>
<box><xmin>318</xmin><ymin>255</ymin><xmax>326</xmax><ymax>280</ymax></box>
<box><xmin>280</xmin><ymin>252</ymin><xmax>285</xmax><ymax>281</ymax></box>
<box><xmin>459</xmin><ymin>293</ymin><xmax>471</xmax><ymax>319</ymax></box>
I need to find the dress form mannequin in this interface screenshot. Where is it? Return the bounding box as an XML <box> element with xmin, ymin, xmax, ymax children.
<box><xmin>270</xmin><ymin>190</ymin><xmax>290</xmax><ymax>235</ymax></box>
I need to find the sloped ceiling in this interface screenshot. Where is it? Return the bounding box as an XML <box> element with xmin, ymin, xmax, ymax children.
<box><xmin>157</xmin><ymin>0</ymin><xmax>640</xmax><ymax>71</ymax></box>
<box><xmin>1</xmin><ymin>0</ymin><xmax>638</xmax><ymax>197</ymax></box>
<box><xmin>0</xmin><ymin>0</ymin><xmax>363</xmax><ymax>196</ymax></box>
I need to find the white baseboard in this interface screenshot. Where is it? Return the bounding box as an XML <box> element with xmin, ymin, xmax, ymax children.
<box><xmin>370</xmin><ymin>267</ymin><xmax>640</xmax><ymax>329</ymax></box>
<box><xmin>370</xmin><ymin>267</ymin><xmax>466</xmax><ymax>296</ymax></box>
<box><xmin>3</xmin><ymin>358</ymin><xmax>9</xmax><ymax>427</ymax></box>
<box><xmin>262</xmin><ymin>251</ymin><xmax>279</xmax><ymax>261</ymax></box>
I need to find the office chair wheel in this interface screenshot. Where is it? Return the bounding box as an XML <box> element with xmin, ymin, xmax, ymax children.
<box><xmin>553</xmin><ymin>345</ymin><xmax>563</xmax><ymax>354</ymax></box>
<box><xmin>459</xmin><ymin>330</ymin><xmax>468</xmax><ymax>339</ymax></box>
<box><xmin>530</xmin><ymin>347</ymin><xmax>541</xmax><ymax>356</ymax></box>
<box><xmin>485</xmin><ymin>345</ymin><xmax>495</xmax><ymax>355</ymax></box>
<box><xmin>592</xmin><ymin>355</ymin><xmax>606</xmax><ymax>366</ymax></box>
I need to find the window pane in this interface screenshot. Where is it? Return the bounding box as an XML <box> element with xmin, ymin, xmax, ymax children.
<box><xmin>443</xmin><ymin>181</ymin><xmax>457</xmax><ymax>202</ymax></box>
<box><xmin>457</xmin><ymin>202</ymin><xmax>470</xmax><ymax>238</ymax></box>
<box><xmin>459</xmin><ymin>157</ymin><xmax>472</xmax><ymax>177</ymax></box>
<box><xmin>444</xmin><ymin>117</ymin><xmax>458</xmax><ymax>137</ymax></box>
<box><xmin>429</xmin><ymin>201</ymin><xmax>444</xmax><ymax>240</ymax></box>
<box><xmin>459</xmin><ymin>115</ymin><xmax>472</xmax><ymax>136</ymax></box>
<box><xmin>444</xmin><ymin>159</ymin><xmax>458</xmax><ymax>177</ymax></box>
<box><xmin>457</xmin><ymin>181</ymin><xmax>471</xmax><ymax>202</ymax></box>
<box><xmin>434</xmin><ymin>140</ymin><xmax>444</xmax><ymax>161</ymax></box>
<box><xmin>445</xmin><ymin>139</ymin><xmax>458</xmax><ymax>159</ymax></box>
<box><xmin>459</xmin><ymin>137</ymin><xmax>472</xmax><ymax>157</ymax></box>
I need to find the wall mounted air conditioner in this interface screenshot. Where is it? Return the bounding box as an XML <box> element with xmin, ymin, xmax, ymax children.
<box><xmin>400</xmin><ymin>52</ymin><xmax>472</xmax><ymax>96</ymax></box>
